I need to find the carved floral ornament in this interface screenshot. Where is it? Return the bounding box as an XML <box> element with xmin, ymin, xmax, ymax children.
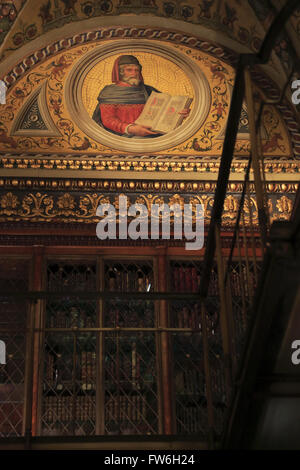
<box><xmin>0</xmin><ymin>191</ymin><xmax>294</xmax><ymax>224</ymax></box>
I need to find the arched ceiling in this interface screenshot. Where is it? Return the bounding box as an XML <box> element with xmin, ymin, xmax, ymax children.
<box><xmin>0</xmin><ymin>0</ymin><xmax>298</xmax><ymax>228</ymax></box>
<box><xmin>1</xmin><ymin>1</ymin><xmax>299</xmax><ymax>71</ymax></box>
<box><xmin>0</xmin><ymin>31</ymin><xmax>295</xmax><ymax>158</ymax></box>
<box><xmin>0</xmin><ymin>1</ymin><xmax>299</xmax><ymax>171</ymax></box>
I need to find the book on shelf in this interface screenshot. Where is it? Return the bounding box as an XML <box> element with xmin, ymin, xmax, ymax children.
<box><xmin>177</xmin><ymin>405</ymin><xmax>206</xmax><ymax>433</ymax></box>
<box><xmin>191</xmin><ymin>267</ymin><xmax>198</xmax><ymax>293</ymax></box>
<box><xmin>173</xmin><ymin>266</ymin><xmax>180</xmax><ymax>290</ymax></box>
<box><xmin>105</xmin><ymin>394</ymin><xmax>147</xmax><ymax>423</ymax></box>
<box><xmin>185</xmin><ymin>267</ymin><xmax>192</xmax><ymax>292</ymax></box>
<box><xmin>179</xmin><ymin>267</ymin><xmax>185</xmax><ymax>292</ymax></box>
<box><xmin>231</xmin><ymin>270</ymin><xmax>242</xmax><ymax>296</ymax></box>
<box><xmin>172</xmin><ymin>266</ymin><xmax>201</xmax><ymax>293</ymax></box>
<box><xmin>46</xmin><ymin>353</ymin><xmax>54</xmax><ymax>383</ymax></box>
<box><xmin>135</xmin><ymin>91</ymin><xmax>193</xmax><ymax>134</ymax></box>
<box><xmin>106</xmin><ymin>266</ymin><xmax>152</xmax><ymax>292</ymax></box>
<box><xmin>176</xmin><ymin>302</ymin><xmax>201</xmax><ymax>329</ymax></box>
<box><xmin>208</xmin><ymin>271</ymin><xmax>219</xmax><ymax>296</ymax></box>
<box><xmin>43</xmin><ymin>395</ymin><xmax>95</xmax><ymax>423</ymax></box>
<box><xmin>81</xmin><ymin>351</ymin><xmax>96</xmax><ymax>383</ymax></box>
<box><xmin>175</xmin><ymin>367</ymin><xmax>204</xmax><ymax>395</ymax></box>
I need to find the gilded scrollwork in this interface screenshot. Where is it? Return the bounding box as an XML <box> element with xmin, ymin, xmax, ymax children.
<box><xmin>276</xmin><ymin>195</ymin><xmax>293</xmax><ymax>215</ymax></box>
<box><xmin>78</xmin><ymin>193</ymin><xmax>110</xmax><ymax>218</ymax></box>
<box><xmin>168</xmin><ymin>194</ymin><xmax>185</xmax><ymax>210</ymax></box>
<box><xmin>57</xmin><ymin>193</ymin><xmax>76</xmax><ymax>216</ymax></box>
<box><xmin>0</xmin><ymin>188</ymin><xmax>295</xmax><ymax>225</ymax></box>
<box><xmin>241</xmin><ymin>196</ymin><xmax>258</xmax><ymax>224</ymax></box>
<box><xmin>223</xmin><ymin>195</ymin><xmax>239</xmax><ymax>220</ymax></box>
<box><xmin>189</xmin><ymin>195</ymin><xmax>214</xmax><ymax>219</ymax></box>
<box><xmin>0</xmin><ymin>192</ymin><xmax>19</xmax><ymax>215</ymax></box>
<box><xmin>21</xmin><ymin>192</ymin><xmax>55</xmax><ymax>218</ymax></box>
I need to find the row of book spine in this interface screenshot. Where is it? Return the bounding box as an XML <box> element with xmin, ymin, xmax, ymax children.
<box><xmin>172</xmin><ymin>266</ymin><xmax>200</xmax><ymax>292</ymax></box>
<box><xmin>233</xmin><ymin>273</ymin><xmax>257</xmax><ymax>296</ymax></box>
<box><xmin>42</xmin><ymin>395</ymin><xmax>148</xmax><ymax>424</ymax></box>
<box><xmin>81</xmin><ymin>351</ymin><xmax>96</xmax><ymax>382</ymax></box>
<box><xmin>172</xmin><ymin>307</ymin><xmax>218</xmax><ymax>333</ymax></box>
<box><xmin>43</xmin><ymin>395</ymin><xmax>96</xmax><ymax>423</ymax></box>
<box><xmin>172</xmin><ymin>266</ymin><xmax>219</xmax><ymax>295</ymax></box>
<box><xmin>105</xmin><ymin>395</ymin><xmax>147</xmax><ymax>422</ymax></box>
<box><xmin>47</xmin><ymin>264</ymin><xmax>254</xmax><ymax>296</ymax></box>
<box><xmin>230</xmin><ymin>271</ymin><xmax>245</xmax><ymax>296</ymax></box>
<box><xmin>106</xmin><ymin>269</ymin><xmax>152</xmax><ymax>292</ymax></box>
<box><xmin>175</xmin><ymin>369</ymin><xmax>204</xmax><ymax>395</ymax></box>
<box><xmin>47</xmin><ymin>311</ymin><xmax>95</xmax><ymax>328</ymax></box>
<box><xmin>175</xmin><ymin>306</ymin><xmax>201</xmax><ymax>329</ymax></box>
<box><xmin>47</xmin><ymin>271</ymin><xmax>96</xmax><ymax>291</ymax></box>
<box><xmin>105</xmin><ymin>348</ymin><xmax>142</xmax><ymax>384</ymax></box>
<box><xmin>210</xmin><ymin>368</ymin><xmax>226</xmax><ymax>403</ymax></box>
<box><xmin>45</xmin><ymin>353</ymin><xmax>55</xmax><ymax>383</ymax></box>
<box><xmin>45</xmin><ymin>349</ymin><xmax>153</xmax><ymax>388</ymax></box>
<box><xmin>176</xmin><ymin>406</ymin><xmax>207</xmax><ymax>434</ymax></box>
<box><xmin>104</xmin><ymin>307</ymin><xmax>154</xmax><ymax>327</ymax></box>
<box><xmin>45</xmin><ymin>351</ymin><xmax>97</xmax><ymax>385</ymax></box>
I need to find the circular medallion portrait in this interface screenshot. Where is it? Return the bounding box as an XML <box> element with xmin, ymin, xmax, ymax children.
<box><xmin>66</xmin><ymin>41</ymin><xmax>211</xmax><ymax>153</ymax></box>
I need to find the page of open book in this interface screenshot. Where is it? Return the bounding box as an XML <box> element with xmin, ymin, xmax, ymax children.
<box><xmin>134</xmin><ymin>91</ymin><xmax>192</xmax><ymax>134</ymax></box>
<box><xmin>154</xmin><ymin>95</ymin><xmax>192</xmax><ymax>134</ymax></box>
<box><xmin>134</xmin><ymin>92</ymin><xmax>170</xmax><ymax>130</ymax></box>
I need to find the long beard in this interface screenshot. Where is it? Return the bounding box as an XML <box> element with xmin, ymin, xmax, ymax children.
<box><xmin>121</xmin><ymin>76</ymin><xmax>141</xmax><ymax>86</ymax></box>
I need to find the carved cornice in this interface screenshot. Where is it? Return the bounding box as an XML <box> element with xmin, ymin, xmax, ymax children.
<box><xmin>0</xmin><ymin>177</ymin><xmax>298</xmax><ymax>194</ymax></box>
<box><xmin>0</xmin><ymin>188</ymin><xmax>295</xmax><ymax>225</ymax></box>
<box><xmin>0</xmin><ymin>156</ymin><xmax>299</xmax><ymax>175</ymax></box>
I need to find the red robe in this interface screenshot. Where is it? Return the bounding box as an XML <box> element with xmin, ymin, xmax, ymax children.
<box><xmin>99</xmin><ymin>82</ymin><xmax>145</xmax><ymax>135</ymax></box>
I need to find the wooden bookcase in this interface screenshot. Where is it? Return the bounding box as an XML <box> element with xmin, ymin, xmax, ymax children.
<box><xmin>0</xmin><ymin>244</ymin><xmax>262</xmax><ymax>438</ymax></box>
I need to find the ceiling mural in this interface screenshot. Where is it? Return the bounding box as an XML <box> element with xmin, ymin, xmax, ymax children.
<box><xmin>288</xmin><ymin>5</ymin><xmax>300</xmax><ymax>37</ymax></box>
<box><xmin>0</xmin><ymin>36</ymin><xmax>293</xmax><ymax>159</ymax></box>
<box><xmin>0</xmin><ymin>0</ymin><xmax>299</xmax><ymax>84</ymax></box>
<box><xmin>0</xmin><ymin>0</ymin><xmax>264</xmax><ymax>61</ymax></box>
<box><xmin>0</xmin><ymin>3</ymin><xmax>298</xmax><ymax>230</ymax></box>
<box><xmin>0</xmin><ymin>0</ymin><xmax>26</xmax><ymax>46</ymax></box>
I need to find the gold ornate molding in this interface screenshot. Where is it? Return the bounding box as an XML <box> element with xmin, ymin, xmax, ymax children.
<box><xmin>0</xmin><ymin>177</ymin><xmax>297</xmax><ymax>194</ymax></box>
<box><xmin>0</xmin><ymin>156</ymin><xmax>299</xmax><ymax>175</ymax></box>
<box><xmin>0</xmin><ymin>189</ymin><xmax>295</xmax><ymax>225</ymax></box>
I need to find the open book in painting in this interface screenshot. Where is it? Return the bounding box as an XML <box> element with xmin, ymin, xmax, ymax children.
<box><xmin>134</xmin><ymin>91</ymin><xmax>193</xmax><ymax>134</ymax></box>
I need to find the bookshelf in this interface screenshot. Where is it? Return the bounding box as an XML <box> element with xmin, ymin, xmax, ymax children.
<box><xmin>41</xmin><ymin>258</ymin><xmax>159</xmax><ymax>436</ymax></box>
<box><xmin>0</xmin><ymin>252</ymin><xmax>259</xmax><ymax>437</ymax></box>
<box><xmin>103</xmin><ymin>259</ymin><xmax>159</xmax><ymax>435</ymax></box>
<box><xmin>41</xmin><ymin>261</ymin><xmax>97</xmax><ymax>436</ymax></box>
<box><xmin>40</xmin><ymin>256</ymin><xmax>227</xmax><ymax>436</ymax></box>
<box><xmin>169</xmin><ymin>259</ymin><xmax>220</xmax><ymax>435</ymax></box>
<box><xmin>0</xmin><ymin>259</ymin><xmax>29</xmax><ymax>437</ymax></box>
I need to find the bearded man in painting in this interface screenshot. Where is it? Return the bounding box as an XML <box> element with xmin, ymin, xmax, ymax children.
<box><xmin>92</xmin><ymin>55</ymin><xmax>189</xmax><ymax>138</ymax></box>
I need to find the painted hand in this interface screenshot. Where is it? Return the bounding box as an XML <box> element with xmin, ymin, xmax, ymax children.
<box><xmin>178</xmin><ymin>108</ymin><xmax>190</xmax><ymax>119</ymax></box>
<box><xmin>127</xmin><ymin>124</ymin><xmax>158</xmax><ymax>136</ymax></box>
